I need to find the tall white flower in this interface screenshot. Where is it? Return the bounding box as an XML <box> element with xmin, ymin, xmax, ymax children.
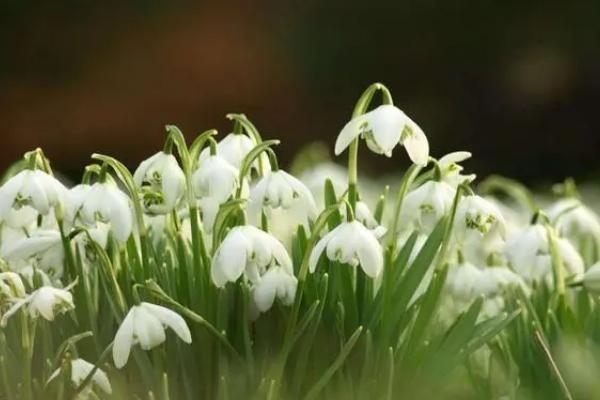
<box><xmin>133</xmin><ymin>151</ymin><xmax>186</xmax><ymax>215</ymax></box>
<box><xmin>335</xmin><ymin>105</ymin><xmax>429</xmax><ymax>166</ymax></box>
<box><xmin>0</xmin><ymin>169</ymin><xmax>67</xmax><ymax>224</ymax></box>
<box><xmin>112</xmin><ymin>302</ymin><xmax>192</xmax><ymax>369</ymax></box>
<box><xmin>400</xmin><ymin>180</ymin><xmax>456</xmax><ymax>234</ymax></box>
<box><xmin>211</xmin><ymin>226</ymin><xmax>294</xmax><ymax>287</ymax></box>
<box><xmin>252</xmin><ymin>266</ymin><xmax>298</xmax><ymax>313</ymax></box>
<box><xmin>193</xmin><ymin>155</ymin><xmax>247</xmax><ymax>233</ymax></box>
<box><xmin>1</xmin><ymin>285</ymin><xmax>75</xmax><ymax>326</ymax></box>
<box><xmin>438</xmin><ymin>152</ymin><xmax>476</xmax><ymax>187</ymax></box>
<box><xmin>48</xmin><ymin>358</ymin><xmax>112</xmax><ymax>396</ymax></box>
<box><xmin>75</xmin><ymin>182</ymin><xmax>133</xmax><ymax>243</ymax></box>
<box><xmin>309</xmin><ymin>220</ymin><xmax>383</xmax><ymax>278</ymax></box>
<box><xmin>1</xmin><ymin>229</ymin><xmax>64</xmax><ymax>276</ymax></box>
<box><xmin>199</xmin><ymin>133</ymin><xmax>270</xmax><ymax>173</ymax></box>
<box><xmin>250</xmin><ymin>170</ymin><xmax>316</xmax><ymax>216</ymax></box>
<box><xmin>504</xmin><ymin>224</ymin><xmax>584</xmax><ymax>285</ymax></box>
<box><xmin>546</xmin><ymin>198</ymin><xmax>600</xmax><ymax>246</ymax></box>
<box><xmin>454</xmin><ymin>195</ymin><xmax>505</xmax><ymax>262</ymax></box>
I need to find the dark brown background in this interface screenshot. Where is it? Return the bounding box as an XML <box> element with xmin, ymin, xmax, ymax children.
<box><xmin>1</xmin><ymin>1</ymin><xmax>599</xmax><ymax>184</ymax></box>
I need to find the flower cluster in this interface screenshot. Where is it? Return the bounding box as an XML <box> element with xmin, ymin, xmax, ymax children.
<box><xmin>0</xmin><ymin>84</ymin><xmax>598</xmax><ymax>399</ymax></box>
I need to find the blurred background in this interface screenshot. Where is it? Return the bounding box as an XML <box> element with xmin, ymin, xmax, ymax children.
<box><xmin>1</xmin><ymin>1</ymin><xmax>599</xmax><ymax>185</ymax></box>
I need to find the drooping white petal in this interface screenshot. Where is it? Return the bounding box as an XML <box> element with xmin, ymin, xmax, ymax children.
<box><xmin>401</xmin><ymin>117</ymin><xmax>429</xmax><ymax>166</ymax></box>
<box><xmin>141</xmin><ymin>302</ymin><xmax>192</xmax><ymax>344</ymax></box>
<box><xmin>113</xmin><ymin>309</ymin><xmax>135</xmax><ymax>368</ymax></box>
<box><xmin>133</xmin><ymin>306</ymin><xmax>166</xmax><ymax>350</ymax></box>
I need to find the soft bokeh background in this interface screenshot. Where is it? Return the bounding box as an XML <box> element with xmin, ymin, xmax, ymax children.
<box><xmin>2</xmin><ymin>1</ymin><xmax>599</xmax><ymax>184</ymax></box>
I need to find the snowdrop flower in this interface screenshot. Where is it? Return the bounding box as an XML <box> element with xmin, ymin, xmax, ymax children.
<box><xmin>2</xmin><ymin>230</ymin><xmax>64</xmax><ymax>276</ymax></box>
<box><xmin>546</xmin><ymin>198</ymin><xmax>600</xmax><ymax>245</ymax></box>
<box><xmin>75</xmin><ymin>182</ymin><xmax>133</xmax><ymax>243</ymax></box>
<box><xmin>48</xmin><ymin>358</ymin><xmax>112</xmax><ymax>396</ymax></box>
<box><xmin>400</xmin><ymin>180</ymin><xmax>456</xmax><ymax>234</ymax></box>
<box><xmin>1</xmin><ymin>285</ymin><xmax>75</xmax><ymax>326</ymax></box>
<box><xmin>250</xmin><ymin>170</ymin><xmax>317</xmax><ymax>217</ymax></box>
<box><xmin>438</xmin><ymin>152</ymin><xmax>476</xmax><ymax>187</ymax></box>
<box><xmin>193</xmin><ymin>155</ymin><xmax>246</xmax><ymax>232</ymax></box>
<box><xmin>454</xmin><ymin>195</ymin><xmax>506</xmax><ymax>262</ymax></box>
<box><xmin>112</xmin><ymin>302</ymin><xmax>192</xmax><ymax>369</ymax></box>
<box><xmin>335</xmin><ymin>105</ymin><xmax>429</xmax><ymax>166</ymax></box>
<box><xmin>479</xmin><ymin>267</ymin><xmax>529</xmax><ymax>296</ymax></box>
<box><xmin>505</xmin><ymin>224</ymin><xmax>584</xmax><ymax>285</ymax></box>
<box><xmin>133</xmin><ymin>151</ymin><xmax>185</xmax><ymax>215</ymax></box>
<box><xmin>199</xmin><ymin>132</ymin><xmax>270</xmax><ymax>173</ymax></box>
<box><xmin>211</xmin><ymin>226</ymin><xmax>293</xmax><ymax>287</ymax></box>
<box><xmin>0</xmin><ymin>169</ymin><xmax>67</xmax><ymax>224</ymax></box>
<box><xmin>309</xmin><ymin>220</ymin><xmax>383</xmax><ymax>278</ymax></box>
<box><xmin>252</xmin><ymin>266</ymin><xmax>298</xmax><ymax>313</ymax></box>
<box><xmin>446</xmin><ymin>262</ymin><xmax>484</xmax><ymax>303</ymax></box>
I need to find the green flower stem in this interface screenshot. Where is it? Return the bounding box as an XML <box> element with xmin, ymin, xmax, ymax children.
<box><xmin>347</xmin><ymin>83</ymin><xmax>393</xmax><ymax>211</ymax></box>
<box><xmin>20</xmin><ymin>312</ymin><xmax>36</xmax><ymax>400</ymax></box>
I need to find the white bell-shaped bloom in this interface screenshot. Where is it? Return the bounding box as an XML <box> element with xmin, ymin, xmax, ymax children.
<box><xmin>340</xmin><ymin>201</ymin><xmax>387</xmax><ymax>238</ymax></box>
<box><xmin>199</xmin><ymin>133</ymin><xmax>270</xmax><ymax>173</ymax></box>
<box><xmin>75</xmin><ymin>182</ymin><xmax>133</xmax><ymax>243</ymax></box>
<box><xmin>0</xmin><ymin>272</ymin><xmax>26</xmax><ymax>301</ymax></box>
<box><xmin>446</xmin><ymin>262</ymin><xmax>484</xmax><ymax>303</ymax></box>
<box><xmin>252</xmin><ymin>266</ymin><xmax>298</xmax><ymax>313</ymax></box>
<box><xmin>1</xmin><ymin>285</ymin><xmax>74</xmax><ymax>326</ymax></box>
<box><xmin>505</xmin><ymin>224</ymin><xmax>584</xmax><ymax>285</ymax></box>
<box><xmin>309</xmin><ymin>220</ymin><xmax>383</xmax><ymax>278</ymax></box>
<box><xmin>250</xmin><ymin>170</ymin><xmax>317</xmax><ymax>217</ymax></box>
<box><xmin>546</xmin><ymin>198</ymin><xmax>600</xmax><ymax>245</ymax></box>
<box><xmin>2</xmin><ymin>229</ymin><xmax>64</xmax><ymax>276</ymax></box>
<box><xmin>438</xmin><ymin>152</ymin><xmax>476</xmax><ymax>187</ymax></box>
<box><xmin>193</xmin><ymin>155</ymin><xmax>246</xmax><ymax>232</ymax></box>
<box><xmin>583</xmin><ymin>262</ymin><xmax>600</xmax><ymax>295</ymax></box>
<box><xmin>479</xmin><ymin>267</ymin><xmax>529</xmax><ymax>296</ymax></box>
<box><xmin>0</xmin><ymin>169</ymin><xmax>67</xmax><ymax>224</ymax></box>
<box><xmin>113</xmin><ymin>302</ymin><xmax>192</xmax><ymax>369</ymax></box>
<box><xmin>335</xmin><ymin>105</ymin><xmax>429</xmax><ymax>166</ymax></box>
<box><xmin>400</xmin><ymin>180</ymin><xmax>456</xmax><ymax>234</ymax></box>
<box><xmin>48</xmin><ymin>358</ymin><xmax>112</xmax><ymax>396</ymax></box>
<box><xmin>454</xmin><ymin>195</ymin><xmax>506</xmax><ymax>262</ymax></box>
<box><xmin>211</xmin><ymin>226</ymin><xmax>293</xmax><ymax>287</ymax></box>
<box><xmin>133</xmin><ymin>151</ymin><xmax>186</xmax><ymax>215</ymax></box>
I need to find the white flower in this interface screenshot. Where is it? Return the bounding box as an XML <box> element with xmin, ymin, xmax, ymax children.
<box><xmin>1</xmin><ymin>229</ymin><xmax>64</xmax><ymax>276</ymax></box>
<box><xmin>455</xmin><ymin>195</ymin><xmax>505</xmax><ymax>238</ymax></box>
<box><xmin>504</xmin><ymin>224</ymin><xmax>584</xmax><ymax>285</ymax></box>
<box><xmin>252</xmin><ymin>266</ymin><xmax>298</xmax><ymax>313</ymax></box>
<box><xmin>0</xmin><ymin>169</ymin><xmax>67</xmax><ymax>224</ymax></box>
<box><xmin>309</xmin><ymin>220</ymin><xmax>383</xmax><ymax>278</ymax></box>
<box><xmin>438</xmin><ymin>152</ymin><xmax>476</xmax><ymax>187</ymax></box>
<box><xmin>0</xmin><ymin>272</ymin><xmax>26</xmax><ymax>301</ymax></box>
<box><xmin>335</xmin><ymin>105</ymin><xmax>429</xmax><ymax>166</ymax></box>
<box><xmin>479</xmin><ymin>267</ymin><xmax>529</xmax><ymax>296</ymax></box>
<box><xmin>1</xmin><ymin>285</ymin><xmax>75</xmax><ymax>326</ymax></box>
<box><xmin>112</xmin><ymin>302</ymin><xmax>192</xmax><ymax>369</ymax></box>
<box><xmin>133</xmin><ymin>151</ymin><xmax>186</xmax><ymax>215</ymax></box>
<box><xmin>48</xmin><ymin>358</ymin><xmax>112</xmax><ymax>396</ymax></box>
<box><xmin>400</xmin><ymin>180</ymin><xmax>456</xmax><ymax>234</ymax></box>
<box><xmin>446</xmin><ymin>262</ymin><xmax>484</xmax><ymax>303</ymax></box>
<box><xmin>193</xmin><ymin>155</ymin><xmax>246</xmax><ymax>232</ymax></box>
<box><xmin>199</xmin><ymin>133</ymin><xmax>270</xmax><ymax>172</ymax></box>
<box><xmin>454</xmin><ymin>195</ymin><xmax>505</xmax><ymax>262</ymax></box>
<box><xmin>583</xmin><ymin>262</ymin><xmax>600</xmax><ymax>295</ymax></box>
<box><xmin>250</xmin><ymin>170</ymin><xmax>317</xmax><ymax>217</ymax></box>
<box><xmin>546</xmin><ymin>198</ymin><xmax>600</xmax><ymax>244</ymax></box>
<box><xmin>211</xmin><ymin>226</ymin><xmax>293</xmax><ymax>287</ymax></box>
<box><xmin>75</xmin><ymin>182</ymin><xmax>133</xmax><ymax>243</ymax></box>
